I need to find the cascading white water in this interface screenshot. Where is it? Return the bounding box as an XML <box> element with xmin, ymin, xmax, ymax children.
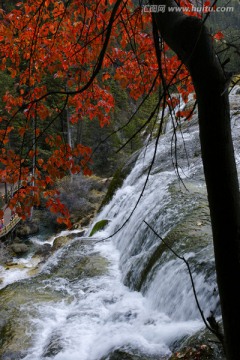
<box><xmin>96</xmin><ymin>117</ymin><xmax>218</xmax><ymax>322</ymax></box>
<box><xmin>1</xmin><ymin>90</ymin><xmax>240</xmax><ymax>359</ymax></box>
<box><xmin>20</xmin><ymin>239</ymin><xmax>202</xmax><ymax>360</ymax></box>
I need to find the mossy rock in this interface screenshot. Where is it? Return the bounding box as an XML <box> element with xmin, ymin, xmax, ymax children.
<box><xmin>42</xmin><ymin>331</ymin><xmax>64</xmax><ymax>357</ymax></box>
<box><xmin>52</xmin><ymin>232</ymin><xmax>84</xmax><ymax>251</ymax></box>
<box><xmin>90</xmin><ymin>219</ymin><xmax>109</xmax><ymax>236</ymax></box>
<box><xmin>100</xmin><ymin>151</ymin><xmax>139</xmax><ymax>209</ymax></box>
<box><xmin>169</xmin><ymin>345</ymin><xmax>214</xmax><ymax>360</ymax></box>
<box><xmin>169</xmin><ymin>327</ymin><xmax>225</xmax><ymax>360</ymax></box>
<box><xmin>0</xmin><ymin>316</ymin><xmax>31</xmax><ymax>357</ymax></box>
<box><xmin>0</xmin><ymin>276</ymin><xmax>74</xmax><ymax>357</ymax></box>
<box><xmin>52</xmin><ymin>254</ymin><xmax>109</xmax><ymax>281</ymax></box>
<box><xmin>52</xmin><ymin>235</ymin><xmax>72</xmax><ymax>251</ymax></box>
<box><xmin>101</xmin><ymin>348</ymin><xmax>168</xmax><ymax>360</ymax></box>
<box><xmin>136</xmin><ymin>198</ymin><xmax>212</xmax><ymax>292</ymax></box>
<box><xmin>10</xmin><ymin>243</ymin><xmax>29</xmax><ymax>255</ymax></box>
<box><xmin>0</xmin><ymin>281</ymin><xmax>67</xmax><ymax>307</ymax></box>
<box><xmin>15</xmin><ymin>221</ymin><xmax>39</xmax><ymax>237</ymax></box>
<box><xmin>4</xmin><ymin>263</ymin><xmax>27</xmax><ymax>271</ymax></box>
<box><xmin>34</xmin><ymin>243</ymin><xmax>52</xmax><ymax>258</ymax></box>
<box><xmin>100</xmin><ymin>167</ymin><xmax>126</xmax><ymax>209</ymax></box>
<box><xmin>0</xmin><ymin>241</ymin><xmax>108</xmax><ymax>357</ymax></box>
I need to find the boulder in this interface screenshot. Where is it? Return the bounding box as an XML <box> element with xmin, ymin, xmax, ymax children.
<box><xmin>79</xmin><ymin>214</ymin><xmax>94</xmax><ymax>227</ymax></box>
<box><xmin>169</xmin><ymin>327</ymin><xmax>226</xmax><ymax>360</ymax></box>
<box><xmin>0</xmin><ymin>243</ymin><xmax>11</xmax><ymax>266</ymax></box>
<box><xmin>34</xmin><ymin>243</ymin><xmax>52</xmax><ymax>257</ymax></box>
<box><xmin>101</xmin><ymin>349</ymin><xmax>168</xmax><ymax>360</ymax></box>
<box><xmin>52</xmin><ymin>235</ymin><xmax>71</xmax><ymax>251</ymax></box>
<box><xmin>52</xmin><ymin>230</ymin><xmax>85</xmax><ymax>251</ymax></box>
<box><xmin>11</xmin><ymin>237</ymin><xmax>21</xmax><ymax>244</ymax></box>
<box><xmin>53</xmin><ymin>254</ymin><xmax>109</xmax><ymax>281</ymax></box>
<box><xmin>42</xmin><ymin>331</ymin><xmax>63</xmax><ymax>357</ymax></box>
<box><xmin>15</xmin><ymin>221</ymin><xmax>39</xmax><ymax>237</ymax></box>
<box><xmin>10</xmin><ymin>243</ymin><xmax>29</xmax><ymax>255</ymax></box>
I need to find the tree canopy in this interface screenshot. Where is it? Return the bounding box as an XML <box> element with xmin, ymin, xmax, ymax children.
<box><xmin>0</xmin><ymin>0</ymin><xmax>237</xmax><ymax>227</ymax></box>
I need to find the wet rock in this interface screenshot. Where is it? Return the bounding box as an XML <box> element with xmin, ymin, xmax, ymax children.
<box><xmin>0</xmin><ymin>243</ymin><xmax>11</xmax><ymax>266</ymax></box>
<box><xmin>170</xmin><ymin>327</ymin><xmax>226</xmax><ymax>360</ymax></box>
<box><xmin>88</xmin><ymin>189</ymin><xmax>106</xmax><ymax>204</ymax></box>
<box><xmin>16</xmin><ymin>221</ymin><xmax>39</xmax><ymax>237</ymax></box>
<box><xmin>0</xmin><ymin>276</ymin><xmax>73</xmax><ymax>358</ymax></box>
<box><xmin>53</xmin><ymin>254</ymin><xmax>109</xmax><ymax>280</ymax></box>
<box><xmin>52</xmin><ymin>234</ymin><xmax>75</xmax><ymax>251</ymax></box>
<box><xmin>235</xmin><ymin>87</ymin><xmax>240</xmax><ymax>95</ymax></box>
<box><xmin>0</xmin><ymin>308</ymin><xmax>32</xmax><ymax>358</ymax></box>
<box><xmin>125</xmin><ymin>182</ymin><xmax>213</xmax><ymax>292</ymax></box>
<box><xmin>101</xmin><ymin>349</ymin><xmax>168</xmax><ymax>360</ymax></box>
<box><xmin>27</xmin><ymin>266</ymin><xmax>40</xmax><ymax>277</ymax></box>
<box><xmin>11</xmin><ymin>237</ymin><xmax>21</xmax><ymax>244</ymax></box>
<box><xmin>52</xmin><ymin>235</ymin><xmax>72</xmax><ymax>251</ymax></box>
<box><xmin>0</xmin><ymin>351</ymin><xmax>25</xmax><ymax>360</ymax></box>
<box><xmin>52</xmin><ymin>231</ymin><xmax>84</xmax><ymax>251</ymax></box>
<box><xmin>100</xmin><ymin>152</ymin><xmax>140</xmax><ymax>210</ymax></box>
<box><xmin>79</xmin><ymin>214</ymin><xmax>94</xmax><ymax>227</ymax></box>
<box><xmin>10</xmin><ymin>243</ymin><xmax>29</xmax><ymax>255</ymax></box>
<box><xmin>4</xmin><ymin>263</ymin><xmax>27</xmax><ymax>271</ymax></box>
<box><xmin>4</xmin><ymin>262</ymin><xmax>18</xmax><ymax>267</ymax></box>
<box><xmin>42</xmin><ymin>332</ymin><xmax>64</xmax><ymax>357</ymax></box>
<box><xmin>0</xmin><ymin>242</ymin><xmax>108</xmax><ymax>357</ymax></box>
<box><xmin>75</xmin><ymin>229</ymin><xmax>85</xmax><ymax>237</ymax></box>
<box><xmin>34</xmin><ymin>243</ymin><xmax>52</xmax><ymax>257</ymax></box>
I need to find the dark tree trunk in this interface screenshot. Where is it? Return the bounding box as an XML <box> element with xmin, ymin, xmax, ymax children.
<box><xmin>150</xmin><ymin>1</ymin><xmax>240</xmax><ymax>359</ymax></box>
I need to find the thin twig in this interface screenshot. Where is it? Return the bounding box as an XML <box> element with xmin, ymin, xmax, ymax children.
<box><xmin>143</xmin><ymin>220</ymin><xmax>224</xmax><ymax>345</ymax></box>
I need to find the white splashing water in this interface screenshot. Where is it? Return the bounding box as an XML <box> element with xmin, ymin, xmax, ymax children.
<box><xmin>21</xmin><ymin>241</ymin><xmax>202</xmax><ymax>360</ymax></box>
<box><xmin>4</xmin><ymin>96</ymin><xmax>240</xmax><ymax>359</ymax></box>
<box><xmin>19</xmin><ymin>116</ymin><xmax>212</xmax><ymax>359</ymax></box>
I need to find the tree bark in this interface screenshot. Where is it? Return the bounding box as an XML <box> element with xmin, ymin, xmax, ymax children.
<box><xmin>150</xmin><ymin>1</ymin><xmax>240</xmax><ymax>359</ymax></box>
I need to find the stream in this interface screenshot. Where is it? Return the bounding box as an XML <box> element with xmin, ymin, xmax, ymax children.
<box><xmin>0</xmin><ymin>89</ymin><xmax>240</xmax><ymax>359</ymax></box>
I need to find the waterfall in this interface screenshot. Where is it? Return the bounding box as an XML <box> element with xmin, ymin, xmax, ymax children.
<box><xmin>1</xmin><ymin>90</ymin><xmax>240</xmax><ymax>359</ymax></box>
<box><xmin>97</xmin><ymin>113</ymin><xmax>219</xmax><ymax>322</ymax></box>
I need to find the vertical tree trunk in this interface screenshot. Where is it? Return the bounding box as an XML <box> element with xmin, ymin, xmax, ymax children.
<box><xmin>4</xmin><ymin>182</ymin><xmax>7</xmax><ymax>203</ymax></box>
<box><xmin>151</xmin><ymin>1</ymin><xmax>240</xmax><ymax>358</ymax></box>
<box><xmin>0</xmin><ymin>1</ymin><xmax>6</xmax><ymax>11</ymax></box>
<box><xmin>30</xmin><ymin>116</ymin><xmax>36</xmax><ymax>220</ymax></box>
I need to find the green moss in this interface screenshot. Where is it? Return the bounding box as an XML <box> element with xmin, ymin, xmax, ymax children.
<box><xmin>136</xmin><ymin>196</ymin><xmax>212</xmax><ymax>292</ymax></box>
<box><xmin>136</xmin><ymin>239</ymin><xmax>176</xmax><ymax>292</ymax></box>
<box><xmin>89</xmin><ymin>219</ymin><xmax>109</xmax><ymax>236</ymax></box>
<box><xmin>100</xmin><ymin>167</ymin><xmax>127</xmax><ymax>209</ymax></box>
<box><xmin>53</xmin><ymin>254</ymin><xmax>109</xmax><ymax>279</ymax></box>
<box><xmin>0</xmin><ymin>308</ymin><xmax>34</xmax><ymax>357</ymax></box>
<box><xmin>99</xmin><ymin>150</ymin><xmax>139</xmax><ymax>210</ymax></box>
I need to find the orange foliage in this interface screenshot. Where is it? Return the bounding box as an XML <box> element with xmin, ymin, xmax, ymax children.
<box><xmin>0</xmin><ymin>0</ymin><xmax>204</xmax><ymax>226</ymax></box>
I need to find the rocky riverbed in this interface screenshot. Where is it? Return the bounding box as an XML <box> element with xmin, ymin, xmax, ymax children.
<box><xmin>0</xmin><ymin>174</ymin><xmax>110</xmax><ymax>288</ymax></box>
